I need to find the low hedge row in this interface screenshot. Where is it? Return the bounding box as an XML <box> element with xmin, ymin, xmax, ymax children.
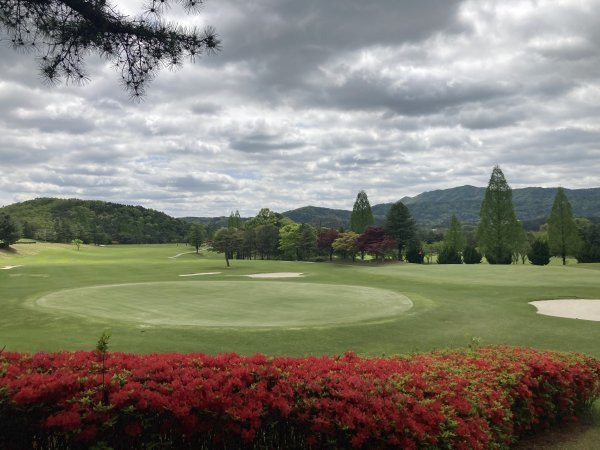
<box><xmin>1</xmin><ymin>346</ymin><xmax>599</xmax><ymax>449</ymax></box>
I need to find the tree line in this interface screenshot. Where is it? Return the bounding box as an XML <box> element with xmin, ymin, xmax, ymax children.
<box><xmin>1</xmin><ymin>170</ymin><xmax>599</xmax><ymax>264</ymax></box>
<box><xmin>193</xmin><ymin>166</ymin><xmax>600</xmax><ymax>267</ymax></box>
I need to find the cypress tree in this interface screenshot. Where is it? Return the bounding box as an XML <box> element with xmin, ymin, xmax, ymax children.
<box><xmin>384</xmin><ymin>201</ymin><xmax>416</xmax><ymax>260</ymax></box>
<box><xmin>476</xmin><ymin>166</ymin><xmax>522</xmax><ymax>264</ymax></box>
<box><xmin>444</xmin><ymin>215</ymin><xmax>466</xmax><ymax>253</ymax></box>
<box><xmin>547</xmin><ymin>188</ymin><xmax>581</xmax><ymax>265</ymax></box>
<box><xmin>350</xmin><ymin>191</ymin><xmax>374</xmax><ymax>234</ymax></box>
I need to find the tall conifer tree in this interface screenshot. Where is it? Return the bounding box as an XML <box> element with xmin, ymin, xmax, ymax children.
<box><xmin>384</xmin><ymin>201</ymin><xmax>416</xmax><ymax>259</ymax></box>
<box><xmin>350</xmin><ymin>191</ymin><xmax>374</xmax><ymax>233</ymax></box>
<box><xmin>444</xmin><ymin>215</ymin><xmax>466</xmax><ymax>253</ymax></box>
<box><xmin>476</xmin><ymin>166</ymin><xmax>522</xmax><ymax>264</ymax></box>
<box><xmin>547</xmin><ymin>188</ymin><xmax>581</xmax><ymax>265</ymax></box>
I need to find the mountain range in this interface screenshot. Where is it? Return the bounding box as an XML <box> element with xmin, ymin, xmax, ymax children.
<box><xmin>2</xmin><ymin>186</ymin><xmax>599</xmax><ymax>242</ymax></box>
<box><xmin>280</xmin><ymin>185</ymin><xmax>600</xmax><ymax>229</ymax></box>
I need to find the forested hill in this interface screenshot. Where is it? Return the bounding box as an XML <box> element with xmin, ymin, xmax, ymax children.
<box><xmin>282</xmin><ymin>206</ymin><xmax>352</xmax><ymax>229</ymax></box>
<box><xmin>283</xmin><ymin>186</ymin><xmax>600</xmax><ymax>229</ymax></box>
<box><xmin>0</xmin><ymin>198</ymin><xmax>188</xmax><ymax>244</ymax></box>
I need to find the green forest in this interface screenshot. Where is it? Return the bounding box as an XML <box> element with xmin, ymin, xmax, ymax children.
<box><xmin>0</xmin><ymin>198</ymin><xmax>187</xmax><ymax>244</ymax></box>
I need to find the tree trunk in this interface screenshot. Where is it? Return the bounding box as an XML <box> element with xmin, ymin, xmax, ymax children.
<box><xmin>225</xmin><ymin>254</ymin><xmax>230</xmax><ymax>267</ymax></box>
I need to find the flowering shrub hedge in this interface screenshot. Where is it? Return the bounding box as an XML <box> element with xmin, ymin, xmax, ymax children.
<box><xmin>0</xmin><ymin>346</ymin><xmax>598</xmax><ymax>449</ymax></box>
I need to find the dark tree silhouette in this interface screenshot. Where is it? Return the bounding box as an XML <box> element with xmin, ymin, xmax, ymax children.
<box><xmin>0</xmin><ymin>0</ymin><xmax>220</xmax><ymax>96</ymax></box>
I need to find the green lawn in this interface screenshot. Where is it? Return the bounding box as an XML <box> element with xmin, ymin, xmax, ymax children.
<box><xmin>1</xmin><ymin>242</ymin><xmax>600</xmax><ymax>448</ymax></box>
<box><xmin>1</xmin><ymin>242</ymin><xmax>599</xmax><ymax>357</ymax></box>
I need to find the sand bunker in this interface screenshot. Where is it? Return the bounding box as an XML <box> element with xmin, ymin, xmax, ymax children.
<box><xmin>179</xmin><ymin>272</ymin><xmax>222</xmax><ymax>277</ymax></box>
<box><xmin>245</xmin><ymin>272</ymin><xmax>305</xmax><ymax>278</ymax></box>
<box><xmin>530</xmin><ymin>299</ymin><xmax>600</xmax><ymax>322</ymax></box>
<box><xmin>0</xmin><ymin>265</ymin><xmax>22</xmax><ymax>270</ymax></box>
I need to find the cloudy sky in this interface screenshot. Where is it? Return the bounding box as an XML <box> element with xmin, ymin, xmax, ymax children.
<box><xmin>1</xmin><ymin>0</ymin><xmax>599</xmax><ymax>217</ymax></box>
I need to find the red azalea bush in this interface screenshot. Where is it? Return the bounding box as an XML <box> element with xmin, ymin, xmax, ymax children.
<box><xmin>0</xmin><ymin>346</ymin><xmax>599</xmax><ymax>449</ymax></box>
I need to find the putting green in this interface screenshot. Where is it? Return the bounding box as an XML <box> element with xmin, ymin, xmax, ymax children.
<box><xmin>33</xmin><ymin>281</ymin><xmax>412</xmax><ymax>328</ymax></box>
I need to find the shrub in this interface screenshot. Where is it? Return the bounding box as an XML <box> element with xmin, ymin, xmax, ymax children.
<box><xmin>0</xmin><ymin>347</ymin><xmax>598</xmax><ymax>449</ymax></box>
<box><xmin>528</xmin><ymin>239</ymin><xmax>550</xmax><ymax>265</ymax></box>
<box><xmin>405</xmin><ymin>238</ymin><xmax>424</xmax><ymax>263</ymax></box>
<box><xmin>463</xmin><ymin>245</ymin><xmax>482</xmax><ymax>264</ymax></box>
<box><xmin>437</xmin><ymin>245</ymin><xmax>462</xmax><ymax>264</ymax></box>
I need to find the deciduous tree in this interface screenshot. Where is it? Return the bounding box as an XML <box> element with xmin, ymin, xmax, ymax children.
<box><xmin>187</xmin><ymin>224</ymin><xmax>205</xmax><ymax>254</ymax></box>
<box><xmin>332</xmin><ymin>232</ymin><xmax>359</xmax><ymax>262</ymax></box>
<box><xmin>211</xmin><ymin>227</ymin><xmax>243</xmax><ymax>267</ymax></box>
<box><xmin>357</xmin><ymin>226</ymin><xmax>396</xmax><ymax>262</ymax></box>
<box><xmin>547</xmin><ymin>188</ymin><xmax>581</xmax><ymax>265</ymax></box>
<box><xmin>254</xmin><ymin>224</ymin><xmax>279</xmax><ymax>260</ymax></box>
<box><xmin>575</xmin><ymin>222</ymin><xmax>600</xmax><ymax>263</ymax></box>
<box><xmin>476</xmin><ymin>166</ymin><xmax>522</xmax><ymax>264</ymax></box>
<box><xmin>317</xmin><ymin>228</ymin><xmax>339</xmax><ymax>261</ymax></box>
<box><xmin>278</xmin><ymin>223</ymin><xmax>300</xmax><ymax>260</ymax></box>
<box><xmin>0</xmin><ymin>0</ymin><xmax>220</xmax><ymax>97</ymax></box>
<box><xmin>245</xmin><ymin>208</ymin><xmax>281</xmax><ymax>229</ymax></box>
<box><xmin>0</xmin><ymin>213</ymin><xmax>20</xmax><ymax>248</ymax></box>
<box><xmin>71</xmin><ymin>238</ymin><xmax>83</xmax><ymax>250</ymax></box>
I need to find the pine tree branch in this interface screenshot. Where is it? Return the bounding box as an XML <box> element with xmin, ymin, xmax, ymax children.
<box><xmin>0</xmin><ymin>0</ymin><xmax>220</xmax><ymax>96</ymax></box>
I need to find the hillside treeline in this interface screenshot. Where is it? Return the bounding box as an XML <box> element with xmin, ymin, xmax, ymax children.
<box><xmin>0</xmin><ymin>198</ymin><xmax>187</xmax><ymax>244</ymax></box>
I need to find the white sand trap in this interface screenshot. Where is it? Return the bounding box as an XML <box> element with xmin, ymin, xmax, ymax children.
<box><xmin>0</xmin><ymin>265</ymin><xmax>22</xmax><ymax>270</ymax></box>
<box><xmin>530</xmin><ymin>299</ymin><xmax>600</xmax><ymax>322</ymax></box>
<box><xmin>245</xmin><ymin>272</ymin><xmax>305</xmax><ymax>278</ymax></box>
<box><xmin>179</xmin><ymin>272</ymin><xmax>222</xmax><ymax>277</ymax></box>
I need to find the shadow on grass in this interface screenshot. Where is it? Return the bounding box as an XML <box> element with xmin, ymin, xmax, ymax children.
<box><xmin>515</xmin><ymin>400</ymin><xmax>600</xmax><ymax>449</ymax></box>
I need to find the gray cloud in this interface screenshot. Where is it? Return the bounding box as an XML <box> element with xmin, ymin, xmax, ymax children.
<box><xmin>0</xmin><ymin>0</ymin><xmax>599</xmax><ymax>216</ymax></box>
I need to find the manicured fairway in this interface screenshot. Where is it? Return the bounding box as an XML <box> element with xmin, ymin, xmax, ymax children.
<box><xmin>33</xmin><ymin>281</ymin><xmax>412</xmax><ymax>327</ymax></box>
<box><xmin>1</xmin><ymin>242</ymin><xmax>599</xmax><ymax>358</ymax></box>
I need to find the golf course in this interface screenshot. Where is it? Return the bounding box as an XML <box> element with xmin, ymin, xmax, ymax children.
<box><xmin>1</xmin><ymin>242</ymin><xmax>599</xmax><ymax>357</ymax></box>
<box><xmin>2</xmin><ymin>241</ymin><xmax>600</xmax><ymax>448</ymax></box>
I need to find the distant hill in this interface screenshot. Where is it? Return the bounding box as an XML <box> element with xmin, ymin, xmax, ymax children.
<box><xmin>0</xmin><ymin>198</ymin><xmax>188</xmax><ymax>244</ymax></box>
<box><xmin>281</xmin><ymin>206</ymin><xmax>351</xmax><ymax>229</ymax></box>
<box><xmin>180</xmin><ymin>216</ymin><xmax>231</xmax><ymax>231</ymax></box>
<box><xmin>281</xmin><ymin>186</ymin><xmax>600</xmax><ymax>229</ymax></box>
